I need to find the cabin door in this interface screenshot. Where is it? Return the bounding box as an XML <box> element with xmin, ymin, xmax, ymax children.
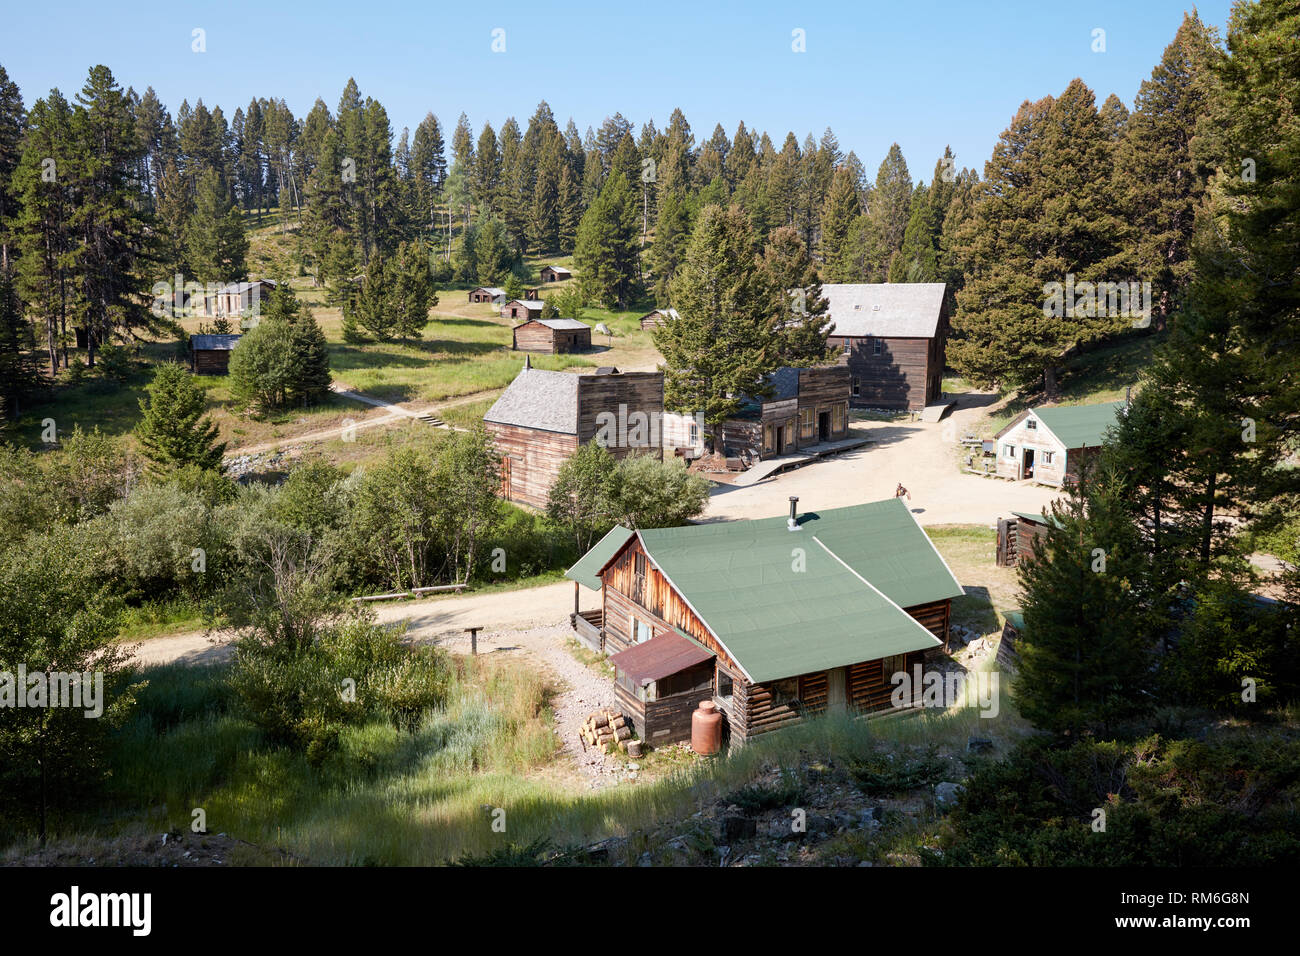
<box><xmin>818</xmin><ymin>411</ymin><xmax>830</xmax><ymax>442</ymax></box>
<box><xmin>1022</xmin><ymin>448</ymin><xmax>1035</xmax><ymax>480</ymax></box>
<box><xmin>827</xmin><ymin>667</ymin><xmax>847</xmax><ymax>713</ymax></box>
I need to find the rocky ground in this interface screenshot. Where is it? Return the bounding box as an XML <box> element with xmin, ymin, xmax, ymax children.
<box><xmin>3</xmin><ymin>829</ymin><xmax>287</xmax><ymax>867</ymax></box>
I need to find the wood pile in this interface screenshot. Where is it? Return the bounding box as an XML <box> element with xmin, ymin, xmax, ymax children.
<box><xmin>581</xmin><ymin>709</ymin><xmax>635</xmax><ymax>752</ymax></box>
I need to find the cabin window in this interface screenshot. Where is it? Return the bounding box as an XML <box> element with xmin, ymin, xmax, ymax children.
<box><xmin>799</xmin><ymin>408</ymin><xmax>815</xmax><ymax>440</ymax></box>
<box><xmin>1043</xmin><ymin>450</ymin><xmax>1054</xmax><ymax>465</ymax></box>
<box><xmin>629</xmin><ymin>615</ymin><xmax>652</xmax><ymax>644</ymax></box>
<box><xmin>689</xmin><ymin>421</ymin><xmax>699</xmax><ymax>445</ymax></box>
<box><xmin>873</xmin><ymin>338</ymin><xmax>883</xmax><ymax>356</ymax></box>
<box><xmin>832</xmin><ymin>403</ymin><xmax>846</xmax><ymax>434</ymax></box>
<box><xmin>771</xmin><ymin>678</ymin><xmax>801</xmax><ymax>709</ymax></box>
<box><xmin>841</xmin><ymin>340</ymin><xmax>850</xmax><ymax>354</ymax></box>
<box><xmin>851</xmin><ymin>376</ymin><xmax>860</xmax><ymax>397</ymax></box>
<box><xmin>1004</xmin><ymin>443</ymin><xmax>1016</xmax><ymax>459</ymax></box>
<box><xmin>716</xmin><ymin>668</ymin><xmax>734</xmax><ymax>702</ymax></box>
<box><xmin>1026</xmin><ymin>418</ymin><xmax>1037</xmax><ymax>430</ymax></box>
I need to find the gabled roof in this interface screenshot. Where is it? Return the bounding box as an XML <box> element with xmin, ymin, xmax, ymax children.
<box><xmin>190</xmin><ymin>334</ymin><xmax>242</xmax><ymax>350</ymax></box>
<box><xmin>566</xmin><ymin>525</ymin><xmax>635</xmax><ymax>591</ymax></box>
<box><xmin>641</xmin><ymin>307</ymin><xmax>680</xmax><ymax>321</ymax></box>
<box><xmin>569</xmin><ymin>497</ymin><xmax>961</xmax><ymax>684</ymax></box>
<box><xmin>821</xmin><ymin>283</ymin><xmax>946</xmax><ymax>338</ymax></box>
<box><xmin>472</xmin><ymin>286</ymin><xmax>506</xmax><ymax>296</ymax></box>
<box><xmin>505</xmin><ymin>299</ymin><xmax>545</xmax><ymax>311</ymax></box>
<box><xmin>536</xmin><ymin>318</ymin><xmax>589</xmax><ymax>331</ymax></box>
<box><xmin>484</xmin><ymin>367</ymin><xmax>580</xmax><ymax>433</ymax></box>
<box><xmin>542</xmin><ymin>265</ymin><xmax>572</xmax><ymax>276</ymax></box>
<box><xmin>1030</xmin><ymin>401</ymin><xmax>1126</xmax><ymax>449</ymax></box>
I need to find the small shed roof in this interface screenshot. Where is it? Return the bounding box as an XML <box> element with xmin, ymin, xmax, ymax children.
<box><xmin>537</xmin><ymin>318</ymin><xmax>589</xmax><ymax>331</ymax></box>
<box><xmin>1030</xmin><ymin>401</ymin><xmax>1126</xmax><ymax>449</ymax></box>
<box><xmin>484</xmin><ymin>367</ymin><xmax>580</xmax><ymax>433</ymax></box>
<box><xmin>608</xmin><ymin>630</ymin><xmax>715</xmax><ymax>686</ymax></box>
<box><xmin>472</xmin><ymin>286</ymin><xmax>506</xmax><ymax>296</ymax></box>
<box><xmin>543</xmin><ymin>265</ymin><xmax>572</xmax><ymax>276</ymax></box>
<box><xmin>641</xmin><ymin>307</ymin><xmax>680</xmax><ymax>321</ymax></box>
<box><xmin>190</xmin><ymin>334</ymin><xmax>242</xmax><ymax>351</ymax></box>
<box><xmin>821</xmin><ymin>283</ymin><xmax>947</xmax><ymax>338</ymax></box>
<box><xmin>506</xmin><ymin>299</ymin><xmax>545</xmax><ymax>311</ymax></box>
<box><xmin>1011</xmin><ymin>510</ymin><xmax>1064</xmax><ymax>529</ymax></box>
<box><xmin>565</xmin><ymin>525</ymin><xmax>635</xmax><ymax>591</ymax></box>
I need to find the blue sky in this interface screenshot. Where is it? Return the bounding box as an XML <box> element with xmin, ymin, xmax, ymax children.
<box><xmin>1</xmin><ymin>0</ymin><xmax>1234</xmax><ymax>180</ymax></box>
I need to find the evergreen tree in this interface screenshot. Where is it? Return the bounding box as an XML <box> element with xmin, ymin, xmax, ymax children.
<box><xmin>818</xmin><ymin>164</ymin><xmax>862</xmax><ymax>276</ymax></box>
<box><xmin>0</xmin><ymin>66</ymin><xmax>26</xmax><ymax>271</ymax></box>
<box><xmin>758</xmin><ymin>225</ymin><xmax>831</xmax><ymax>366</ymax></box>
<box><xmin>574</xmin><ymin>171</ymin><xmax>640</xmax><ymax>307</ymax></box>
<box><xmin>135</xmin><ymin>362</ymin><xmax>226</xmax><ymax>475</ymax></box>
<box><xmin>187</xmin><ymin>167</ymin><xmax>248</xmax><ymax>282</ymax></box>
<box><xmin>869</xmin><ymin>143</ymin><xmax>913</xmax><ymax>273</ymax></box>
<box><xmin>889</xmin><ymin>183</ymin><xmax>939</xmax><ymax>282</ymax></box>
<box><xmin>391</xmin><ymin>239</ymin><xmax>435</xmax><ymax>339</ymax></box>
<box><xmin>0</xmin><ymin>268</ymin><xmax>40</xmax><ymax>420</ymax></box>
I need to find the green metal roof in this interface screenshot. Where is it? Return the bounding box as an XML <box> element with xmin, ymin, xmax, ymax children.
<box><xmin>1011</xmin><ymin>510</ymin><xmax>1064</xmax><ymax>529</ymax></box>
<box><xmin>627</xmin><ymin>498</ymin><xmax>959</xmax><ymax>683</ymax></box>
<box><xmin>564</xmin><ymin>525</ymin><xmax>634</xmax><ymax>591</ymax></box>
<box><xmin>1031</xmin><ymin>401</ymin><xmax>1126</xmax><ymax>450</ymax></box>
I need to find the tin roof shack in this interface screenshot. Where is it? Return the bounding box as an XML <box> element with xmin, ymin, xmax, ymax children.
<box><xmin>565</xmin><ymin>497</ymin><xmax>963</xmax><ymax>747</ymax></box>
<box><xmin>189</xmin><ymin>333</ymin><xmax>242</xmax><ymax>374</ymax></box>
<box><xmin>822</xmin><ymin>283</ymin><xmax>948</xmax><ymax>410</ymax></box>
<box><xmin>993</xmin><ymin>401</ymin><xmax>1126</xmax><ymax>486</ymax></box>
<box><xmin>502</xmin><ymin>298</ymin><xmax>545</xmax><ymax>321</ymax></box>
<box><xmin>996</xmin><ymin>510</ymin><xmax>1062</xmax><ymax>566</ymax></box>
<box><xmin>540</xmin><ymin>265</ymin><xmax>572</xmax><ymax>283</ymax></box>
<box><xmin>512</xmin><ymin>317</ymin><xmax>592</xmax><ymax>353</ymax></box>
<box><xmin>484</xmin><ymin>365</ymin><xmax>664</xmax><ymax>508</ymax></box>
<box><xmin>190</xmin><ymin>279</ymin><xmax>277</xmax><ymax>319</ymax></box>
<box><xmin>468</xmin><ymin>286</ymin><xmax>506</xmax><ymax>304</ymax></box>
<box><xmin>717</xmin><ymin>365</ymin><xmax>850</xmax><ymax>461</ymax></box>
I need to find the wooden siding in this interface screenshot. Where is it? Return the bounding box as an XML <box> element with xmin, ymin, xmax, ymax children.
<box><xmin>906</xmin><ymin>598</ymin><xmax>952</xmax><ymax>650</ymax></box>
<box><xmin>833</xmin><ymin>336</ymin><xmax>934</xmax><ymax>410</ymax></box>
<box><xmin>484</xmin><ymin>421</ymin><xmax>578</xmax><ymax>509</ymax></box>
<box><xmin>192</xmin><ymin>349</ymin><xmax>232</xmax><ymax>375</ymax></box>
<box><xmin>994</xmin><ymin>415</ymin><xmax>1068</xmax><ymax>485</ymax></box>
<box><xmin>512</xmin><ymin>321</ymin><xmax>590</xmax><ymax>353</ymax></box>
<box><xmin>575</xmin><ymin>372</ymin><xmax>664</xmax><ymax>460</ymax></box>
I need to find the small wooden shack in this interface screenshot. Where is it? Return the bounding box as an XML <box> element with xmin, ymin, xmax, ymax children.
<box><xmin>996</xmin><ymin>510</ymin><xmax>1060</xmax><ymax>566</ymax></box>
<box><xmin>512</xmin><ymin>317</ymin><xmax>591</xmax><ymax>353</ymax></box>
<box><xmin>540</xmin><ymin>265</ymin><xmax>572</xmax><ymax>283</ymax></box>
<box><xmin>993</xmin><ymin>401</ymin><xmax>1126</xmax><ymax>486</ymax></box>
<box><xmin>501</xmin><ymin>299</ymin><xmax>545</xmax><ymax>321</ymax></box>
<box><xmin>718</xmin><ymin>365</ymin><xmax>851</xmax><ymax>461</ymax></box>
<box><xmin>639</xmin><ymin>307</ymin><xmax>679</xmax><ymax>330</ymax></box>
<box><xmin>565</xmin><ymin>497</ymin><xmax>963</xmax><ymax>746</ymax></box>
<box><xmin>191</xmin><ymin>280</ymin><xmax>277</xmax><ymax>319</ymax></box>
<box><xmin>484</xmin><ymin>364</ymin><xmax>663</xmax><ymax>508</ymax></box>
<box><xmin>822</xmin><ymin>282</ymin><xmax>948</xmax><ymax>410</ymax></box>
<box><xmin>468</xmin><ymin>286</ymin><xmax>506</xmax><ymax>304</ymax></box>
<box><xmin>189</xmin><ymin>333</ymin><xmax>242</xmax><ymax>375</ymax></box>
<box><xmin>524</xmin><ymin>288</ymin><xmax>543</xmax><ymax>301</ymax></box>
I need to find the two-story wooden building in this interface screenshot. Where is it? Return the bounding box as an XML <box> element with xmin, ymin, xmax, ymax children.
<box><xmin>717</xmin><ymin>365</ymin><xmax>851</xmax><ymax>461</ymax></box>
<box><xmin>821</xmin><ymin>283</ymin><xmax>948</xmax><ymax>410</ymax></box>
<box><xmin>993</xmin><ymin>401</ymin><xmax>1125</xmax><ymax>486</ymax></box>
<box><xmin>484</xmin><ymin>362</ymin><xmax>664</xmax><ymax>508</ymax></box>
<box><xmin>566</xmin><ymin>497</ymin><xmax>963</xmax><ymax>747</ymax></box>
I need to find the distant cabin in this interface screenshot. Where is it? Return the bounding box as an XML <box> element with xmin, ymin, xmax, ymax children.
<box><xmin>718</xmin><ymin>365</ymin><xmax>851</xmax><ymax>460</ymax></box>
<box><xmin>484</xmin><ymin>364</ymin><xmax>664</xmax><ymax>508</ymax></box>
<box><xmin>190</xmin><ymin>333</ymin><xmax>242</xmax><ymax>375</ymax></box>
<box><xmin>565</xmin><ymin>497</ymin><xmax>963</xmax><ymax>746</ymax></box>
<box><xmin>190</xmin><ymin>279</ymin><xmax>277</xmax><ymax>319</ymax></box>
<box><xmin>994</xmin><ymin>401</ymin><xmax>1126</xmax><ymax>486</ymax></box>
<box><xmin>540</xmin><ymin>265</ymin><xmax>572</xmax><ymax>283</ymax></box>
<box><xmin>468</xmin><ymin>286</ymin><xmax>507</xmax><ymax>305</ymax></box>
<box><xmin>524</xmin><ymin>287</ymin><xmax>543</xmax><ymax>301</ymax></box>
<box><xmin>501</xmin><ymin>298</ymin><xmax>546</xmax><ymax>322</ymax></box>
<box><xmin>996</xmin><ymin>510</ymin><xmax>1061</xmax><ymax>566</ymax></box>
<box><xmin>512</xmin><ymin>317</ymin><xmax>592</xmax><ymax>354</ymax></box>
<box><xmin>639</xmin><ymin>307</ymin><xmax>679</xmax><ymax>330</ymax></box>
<box><xmin>822</xmin><ymin>283</ymin><xmax>948</xmax><ymax>410</ymax></box>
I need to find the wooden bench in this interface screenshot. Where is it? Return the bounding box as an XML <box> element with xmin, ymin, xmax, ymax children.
<box><xmin>351</xmin><ymin>583</ymin><xmax>469</xmax><ymax>603</ymax></box>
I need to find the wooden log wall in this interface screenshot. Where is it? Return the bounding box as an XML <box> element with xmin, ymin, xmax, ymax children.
<box><xmin>484</xmin><ymin>421</ymin><xmax>578</xmax><ymax>509</ymax></box>
<box><xmin>643</xmin><ymin>692</ymin><xmax>703</xmax><ymax>746</ymax></box>
<box><xmin>513</xmin><ymin>321</ymin><xmax>557</xmax><ymax>353</ymax></box>
<box><xmin>905</xmin><ymin>599</ymin><xmax>952</xmax><ymax>648</ymax></box>
<box><xmin>192</xmin><ymin>350</ymin><xmax>231</xmax><ymax>374</ymax></box>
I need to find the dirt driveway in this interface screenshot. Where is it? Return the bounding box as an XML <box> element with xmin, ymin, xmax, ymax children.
<box><xmin>704</xmin><ymin>389</ymin><xmax>1063</xmax><ymax>527</ymax></box>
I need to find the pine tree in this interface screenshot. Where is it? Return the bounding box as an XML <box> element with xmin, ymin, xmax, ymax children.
<box><xmin>889</xmin><ymin>183</ymin><xmax>938</xmax><ymax>282</ymax></box>
<box><xmin>390</xmin><ymin>239</ymin><xmax>435</xmax><ymax>340</ymax></box>
<box><xmin>187</xmin><ymin>168</ymin><xmax>247</xmax><ymax>282</ymax></box>
<box><xmin>0</xmin><ymin>66</ymin><xmax>26</xmax><ymax>272</ymax></box>
<box><xmin>758</xmin><ymin>225</ymin><xmax>831</xmax><ymax>366</ymax></box>
<box><xmin>0</xmin><ymin>268</ymin><xmax>40</xmax><ymax>420</ymax></box>
<box><xmin>135</xmin><ymin>362</ymin><xmax>226</xmax><ymax>475</ymax></box>
<box><xmin>869</xmin><ymin>143</ymin><xmax>913</xmax><ymax>273</ymax></box>
<box><xmin>574</xmin><ymin>171</ymin><xmax>640</xmax><ymax>307</ymax></box>
<box><xmin>818</xmin><ymin>164</ymin><xmax>861</xmax><ymax>276</ymax></box>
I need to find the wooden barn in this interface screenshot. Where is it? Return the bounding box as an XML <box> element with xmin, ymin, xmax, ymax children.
<box><xmin>993</xmin><ymin>401</ymin><xmax>1126</xmax><ymax>486</ymax></box>
<box><xmin>540</xmin><ymin>265</ymin><xmax>572</xmax><ymax>283</ymax></box>
<box><xmin>189</xmin><ymin>333</ymin><xmax>242</xmax><ymax>375</ymax></box>
<box><xmin>484</xmin><ymin>363</ymin><xmax>664</xmax><ymax>508</ymax></box>
<box><xmin>501</xmin><ymin>299</ymin><xmax>545</xmax><ymax>321</ymax></box>
<box><xmin>566</xmin><ymin>497</ymin><xmax>963</xmax><ymax>747</ymax></box>
<box><xmin>717</xmin><ymin>365</ymin><xmax>851</xmax><ymax>461</ymax></box>
<box><xmin>512</xmin><ymin>317</ymin><xmax>592</xmax><ymax>353</ymax></box>
<box><xmin>639</xmin><ymin>307</ymin><xmax>679</xmax><ymax>330</ymax></box>
<box><xmin>190</xmin><ymin>279</ymin><xmax>276</xmax><ymax>319</ymax></box>
<box><xmin>822</xmin><ymin>283</ymin><xmax>948</xmax><ymax>410</ymax></box>
<box><xmin>468</xmin><ymin>287</ymin><xmax>506</xmax><ymax>304</ymax></box>
<box><xmin>996</xmin><ymin>510</ymin><xmax>1061</xmax><ymax>566</ymax></box>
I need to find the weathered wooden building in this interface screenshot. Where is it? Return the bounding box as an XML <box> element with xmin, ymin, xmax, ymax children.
<box><xmin>468</xmin><ymin>286</ymin><xmax>506</xmax><ymax>304</ymax></box>
<box><xmin>540</xmin><ymin>265</ymin><xmax>572</xmax><ymax>283</ymax></box>
<box><xmin>717</xmin><ymin>365</ymin><xmax>851</xmax><ymax>461</ymax></box>
<box><xmin>639</xmin><ymin>307</ymin><xmax>679</xmax><ymax>330</ymax></box>
<box><xmin>822</xmin><ymin>283</ymin><xmax>948</xmax><ymax>410</ymax></box>
<box><xmin>189</xmin><ymin>333</ymin><xmax>242</xmax><ymax>374</ymax></box>
<box><xmin>996</xmin><ymin>510</ymin><xmax>1060</xmax><ymax>566</ymax></box>
<box><xmin>484</xmin><ymin>364</ymin><xmax>664</xmax><ymax>508</ymax></box>
<box><xmin>566</xmin><ymin>497</ymin><xmax>963</xmax><ymax>746</ymax></box>
<box><xmin>189</xmin><ymin>279</ymin><xmax>277</xmax><ymax>319</ymax></box>
<box><xmin>512</xmin><ymin>317</ymin><xmax>592</xmax><ymax>353</ymax></box>
<box><xmin>993</xmin><ymin>401</ymin><xmax>1125</xmax><ymax>486</ymax></box>
<box><xmin>501</xmin><ymin>299</ymin><xmax>545</xmax><ymax>321</ymax></box>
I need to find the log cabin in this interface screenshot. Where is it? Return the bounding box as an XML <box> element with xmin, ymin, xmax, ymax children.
<box><xmin>565</xmin><ymin>496</ymin><xmax>964</xmax><ymax>747</ymax></box>
<box><xmin>993</xmin><ymin>401</ymin><xmax>1126</xmax><ymax>486</ymax></box>
<box><xmin>484</xmin><ymin>363</ymin><xmax>664</xmax><ymax>508</ymax></box>
<box><xmin>717</xmin><ymin>365</ymin><xmax>850</xmax><ymax>461</ymax></box>
<box><xmin>996</xmin><ymin>510</ymin><xmax>1061</xmax><ymax>566</ymax></box>
<box><xmin>512</xmin><ymin>317</ymin><xmax>592</xmax><ymax>353</ymax></box>
<box><xmin>189</xmin><ymin>280</ymin><xmax>277</xmax><ymax>319</ymax></box>
<box><xmin>639</xmin><ymin>307</ymin><xmax>679</xmax><ymax>330</ymax></box>
<box><xmin>822</xmin><ymin>283</ymin><xmax>948</xmax><ymax>410</ymax></box>
<box><xmin>501</xmin><ymin>299</ymin><xmax>546</xmax><ymax>321</ymax></box>
<box><xmin>540</xmin><ymin>265</ymin><xmax>572</xmax><ymax>283</ymax></box>
<box><xmin>189</xmin><ymin>334</ymin><xmax>242</xmax><ymax>374</ymax></box>
<box><xmin>468</xmin><ymin>287</ymin><xmax>507</xmax><ymax>305</ymax></box>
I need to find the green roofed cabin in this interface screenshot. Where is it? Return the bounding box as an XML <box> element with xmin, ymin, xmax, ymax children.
<box><xmin>992</xmin><ymin>400</ymin><xmax>1127</xmax><ymax>486</ymax></box>
<box><xmin>564</xmin><ymin>497</ymin><xmax>963</xmax><ymax>747</ymax></box>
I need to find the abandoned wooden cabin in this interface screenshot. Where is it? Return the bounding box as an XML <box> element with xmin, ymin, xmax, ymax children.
<box><xmin>189</xmin><ymin>333</ymin><xmax>242</xmax><ymax>374</ymax></box>
<box><xmin>468</xmin><ymin>286</ymin><xmax>507</xmax><ymax>305</ymax></box>
<box><xmin>993</xmin><ymin>401</ymin><xmax>1126</xmax><ymax>486</ymax></box>
<box><xmin>512</xmin><ymin>317</ymin><xmax>592</xmax><ymax>353</ymax></box>
<box><xmin>639</xmin><ymin>307</ymin><xmax>679</xmax><ymax>330</ymax></box>
<box><xmin>540</xmin><ymin>265</ymin><xmax>572</xmax><ymax>283</ymax></box>
<box><xmin>524</xmin><ymin>287</ymin><xmax>543</xmax><ymax>300</ymax></box>
<box><xmin>717</xmin><ymin>365</ymin><xmax>851</xmax><ymax>461</ymax></box>
<box><xmin>822</xmin><ymin>283</ymin><xmax>948</xmax><ymax>410</ymax></box>
<box><xmin>996</xmin><ymin>510</ymin><xmax>1061</xmax><ymax>566</ymax></box>
<box><xmin>501</xmin><ymin>299</ymin><xmax>545</xmax><ymax>321</ymax></box>
<box><xmin>190</xmin><ymin>279</ymin><xmax>277</xmax><ymax>319</ymax></box>
<box><xmin>566</xmin><ymin>496</ymin><xmax>963</xmax><ymax>747</ymax></box>
<box><xmin>484</xmin><ymin>363</ymin><xmax>664</xmax><ymax>508</ymax></box>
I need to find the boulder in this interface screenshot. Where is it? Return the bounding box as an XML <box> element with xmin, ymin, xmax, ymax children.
<box><xmin>934</xmin><ymin>781</ymin><xmax>965</xmax><ymax>808</ymax></box>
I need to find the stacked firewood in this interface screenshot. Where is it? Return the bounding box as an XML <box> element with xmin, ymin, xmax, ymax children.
<box><xmin>581</xmin><ymin>709</ymin><xmax>636</xmax><ymax>753</ymax></box>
